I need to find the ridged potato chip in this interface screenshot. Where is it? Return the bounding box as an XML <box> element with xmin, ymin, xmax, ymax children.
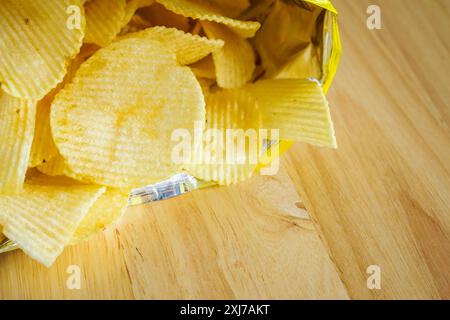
<box><xmin>0</xmin><ymin>92</ymin><xmax>36</xmax><ymax>194</ymax></box>
<box><xmin>70</xmin><ymin>189</ymin><xmax>129</xmax><ymax>245</ymax></box>
<box><xmin>51</xmin><ymin>37</ymin><xmax>205</xmax><ymax>188</ymax></box>
<box><xmin>202</xmin><ymin>21</ymin><xmax>255</xmax><ymax>89</ymax></box>
<box><xmin>248</xmin><ymin>79</ymin><xmax>337</xmax><ymax>148</ymax></box>
<box><xmin>138</xmin><ymin>2</ymin><xmax>191</xmax><ymax>32</ymax></box>
<box><xmin>184</xmin><ymin>89</ymin><xmax>263</xmax><ymax>185</ymax></box>
<box><xmin>121</xmin><ymin>26</ymin><xmax>224</xmax><ymax>65</ymax></box>
<box><xmin>29</xmin><ymin>44</ymin><xmax>99</xmax><ymax>168</ymax></box>
<box><xmin>155</xmin><ymin>0</ymin><xmax>260</xmax><ymax>38</ymax></box>
<box><xmin>0</xmin><ymin>174</ymin><xmax>105</xmax><ymax>267</ymax></box>
<box><xmin>84</xmin><ymin>0</ymin><xmax>126</xmax><ymax>47</ymax></box>
<box><xmin>0</xmin><ymin>0</ymin><xmax>86</xmax><ymax>100</ymax></box>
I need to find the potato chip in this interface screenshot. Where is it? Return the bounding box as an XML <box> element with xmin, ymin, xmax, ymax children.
<box><xmin>84</xmin><ymin>0</ymin><xmax>126</xmax><ymax>47</ymax></box>
<box><xmin>202</xmin><ymin>21</ymin><xmax>255</xmax><ymax>89</ymax></box>
<box><xmin>247</xmin><ymin>79</ymin><xmax>337</xmax><ymax>148</ymax></box>
<box><xmin>51</xmin><ymin>37</ymin><xmax>205</xmax><ymax>188</ymax></box>
<box><xmin>184</xmin><ymin>89</ymin><xmax>263</xmax><ymax>185</ymax></box>
<box><xmin>189</xmin><ymin>56</ymin><xmax>216</xmax><ymax>80</ymax></box>
<box><xmin>121</xmin><ymin>26</ymin><xmax>224</xmax><ymax>65</ymax></box>
<box><xmin>0</xmin><ymin>92</ymin><xmax>36</xmax><ymax>194</ymax></box>
<box><xmin>0</xmin><ymin>0</ymin><xmax>85</xmax><ymax>100</ymax></box>
<box><xmin>0</xmin><ymin>174</ymin><xmax>105</xmax><ymax>266</ymax></box>
<box><xmin>138</xmin><ymin>2</ymin><xmax>191</xmax><ymax>32</ymax></box>
<box><xmin>70</xmin><ymin>189</ymin><xmax>129</xmax><ymax>245</ymax></box>
<box><xmin>29</xmin><ymin>44</ymin><xmax>99</xmax><ymax>168</ymax></box>
<box><xmin>155</xmin><ymin>0</ymin><xmax>260</xmax><ymax>38</ymax></box>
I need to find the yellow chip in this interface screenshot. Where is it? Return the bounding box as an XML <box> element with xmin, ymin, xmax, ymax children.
<box><xmin>29</xmin><ymin>44</ymin><xmax>99</xmax><ymax>168</ymax></box>
<box><xmin>0</xmin><ymin>174</ymin><xmax>105</xmax><ymax>267</ymax></box>
<box><xmin>184</xmin><ymin>89</ymin><xmax>263</xmax><ymax>185</ymax></box>
<box><xmin>121</xmin><ymin>26</ymin><xmax>224</xmax><ymax>65</ymax></box>
<box><xmin>189</xmin><ymin>56</ymin><xmax>216</xmax><ymax>80</ymax></box>
<box><xmin>0</xmin><ymin>91</ymin><xmax>36</xmax><ymax>194</ymax></box>
<box><xmin>0</xmin><ymin>0</ymin><xmax>86</xmax><ymax>100</ymax></box>
<box><xmin>155</xmin><ymin>0</ymin><xmax>260</xmax><ymax>38</ymax></box>
<box><xmin>202</xmin><ymin>21</ymin><xmax>255</xmax><ymax>89</ymax></box>
<box><xmin>51</xmin><ymin>37</ymin><xmax>205</xmax><ymax>188</ymax></box>
<box><xmin>139</xmin><ymin>2</ymin><xmax>191</xmax><ymax>32</ymax></box>
<box><xmin>70</xmin><ymin>189</ymin><xmax>129</xmax><ymax>245</ymax></box>
<box><xmin>247</xmin><ymin>79</ymin><xmax>337</xmax><ymax>148</ymax></box>
<box><xmin>84</xmin><ymin>0</ymin><xmax>126</xmax><ymax>47</ymax></box>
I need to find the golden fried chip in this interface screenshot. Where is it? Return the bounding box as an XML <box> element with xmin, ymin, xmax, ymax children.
<box><xmin>0</xmin><ymin>174</ymin><xmax>105</xmax><ymax>266</ymax></box>
<box><xmin>51</xmin><ymin>37</ymin><xmax>205</xmax><ymax>188</ymax></box>
<box><xmin>84</xmin><ymin>0</ymin><xmax>126</xmax><ymax>47</ymax></box>
<box><xmin>247</xmin><ymin>79</ymin><xmax>337</xmax><ymax>148</ymax></box>
<box><xmin>184</xmin><ymin>89</ymin><xmax>262</xmax><ymax>185</ymax></box>
<box><xmin>70</xmin><ymin>189</ymin><xmax>129</xmax><ymax>245</ymax></box>
<box><xmin>155</xmin><ymin>0</ymin><xmax>260</xmax><ymax>38</ymax></box>
<box><xmin>0</xmin><ymin>92</ymin><xmax>36</xmax><ymax>194</ymax></box>
<box><xmin>121</xmin><ymin>26</ymin><xmax>224</xmax><ymax>65</ymax></box>
<box><xmin>0</xmin><ymin>0</ymin><xmax>85</xmax><ymax>100</ymax></box>
<box><xmin>138</xmin><ymin>2</ymin><xmax>191</xmax><ymax>32</ymax></box>
<box><xmin>29</xmin><ymin>44</ymin><xmax>99</xmax><ymax>168</ymax></box>
<box><xmin>202</xmin><ymin>21</ymin><xmax>255</xmax><ymax>89</ymax></box>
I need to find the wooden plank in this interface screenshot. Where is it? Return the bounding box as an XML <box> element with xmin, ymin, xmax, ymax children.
<box><xmin>286</xmin><ymin>0</ymin><xmax>450</xmax><ymax>299</ymax></box>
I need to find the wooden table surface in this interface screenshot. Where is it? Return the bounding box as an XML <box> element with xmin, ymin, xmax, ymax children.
<box><xmin>0</xmin><ymin>0</ymin><xmax>449</xmax><ymax>300</ymax></box>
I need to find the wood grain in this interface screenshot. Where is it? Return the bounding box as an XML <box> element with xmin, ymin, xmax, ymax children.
<box><xmin>0</xmin><ymin>0</ymin><xmax>449</xmax><ymax>299</ymax></box>
<box><xmin>288</xmin><ymin>0</ymin><xmax>450</xmax><ymax>299</ymax></box>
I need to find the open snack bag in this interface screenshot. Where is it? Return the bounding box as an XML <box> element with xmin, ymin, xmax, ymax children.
<box><xmin>0</xmin><ymin>0</ymin><xmax>341</xmax><ymax>266</ymax></box>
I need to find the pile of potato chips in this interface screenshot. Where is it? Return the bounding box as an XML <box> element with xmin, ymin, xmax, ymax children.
<box><xmin>0</xmin><ymin>0</ymin><xmax>340</xmax><ymax>266</ymax></box>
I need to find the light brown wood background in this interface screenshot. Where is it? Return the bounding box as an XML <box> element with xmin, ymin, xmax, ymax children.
<box><xmin>0</xmin><ymin>0</ymin><xmax>449</xmax><ymax>299</ymax></box>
